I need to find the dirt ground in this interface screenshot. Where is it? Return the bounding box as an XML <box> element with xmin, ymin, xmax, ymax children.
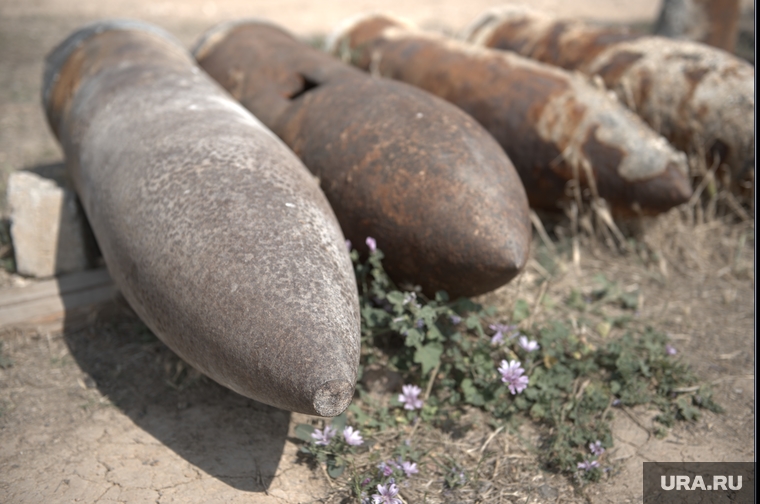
<box><xmin>0</xmin><ymin>0</ymin><xmax>755</xmax><ymax>503</ymax></box>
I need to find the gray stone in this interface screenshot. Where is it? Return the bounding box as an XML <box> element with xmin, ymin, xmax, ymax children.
<box><xmin>7</xmin><ymin>166</ymin><xmax>94</xmax><ymax>278</ymax></box>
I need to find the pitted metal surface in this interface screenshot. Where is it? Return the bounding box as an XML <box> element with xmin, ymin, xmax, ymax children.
<box><xmin>43</xmin><ymin>22</ymin><xmax>360</xmax><ymax>417</ymax></box>
<box><xmin>465</xmin><ymin>6</ymin><xmax>755</xmax><ymax>186</ymax></box>
<box><xmin>329</xmin><ymin>14</ymin><xmax>692</xmax><ymax>215</ymax></box>
<box><xmin>195</xmin><ymin>21</ymin><xmax>531</xmax><ymax>298</ymax></box>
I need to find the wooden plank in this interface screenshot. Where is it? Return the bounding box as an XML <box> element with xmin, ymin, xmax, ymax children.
<box><xmin>0</xmin><ymin>268</ymin><xmax>112</xmax><ymax>308</ymax></box>
<box><xmin>0</xmin><ymin>268</ymin><xmax>117</xmax><ymax>331</ymax></box>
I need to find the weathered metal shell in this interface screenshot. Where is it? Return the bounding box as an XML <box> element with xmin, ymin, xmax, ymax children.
<box><xmin>465</xmin><ymin>6</ymin><xmax>755</xmax><ymax>185</ymax></box>
<box><xmin>194</xmin><ymin>20</ymin><xmax>530</xmax><ymax>298</ymax></box>
<box><xmin>43</xmin><ymin>21</ymin><xmax>361</xmax><ymax>417</ymax></box>
<box><xmin>328</xmin><ymin>14</ymin><xmax>692</xmax><ymax>215</ymax></box>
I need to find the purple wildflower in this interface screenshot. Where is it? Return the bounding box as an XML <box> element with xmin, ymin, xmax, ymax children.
<box><xmin>518</xmin><ymin>335</ymin><xmax>540</xmax><ymax>352</ymax></box>
<box><xmin>378</xmin><ymin>462</ymin><xmax>394</xmax><ymax>477</ymax></box>
<box><xmin>612</xmin><ymin>398</ymin><xmax>621</xmax><ymax>407</ymax></box>
<box><xmin>498</xmin><ymin>359</ymin><xmax>530</xmax><ymax>395</ymax></box>
<box><xmin>577</xmin><ymin>460</ymin><xmax>600</xmax><ymax>471</ymax></box>
<box><xmin>346</xmin><ymin>239</ymin><xmax>352</xmax><ymax>251</ymax></box>
<box><xmin>415</xmin><ymin>318</ymin><xmax>425</xmax><ymax>329</ymax></box>
<box><xmin>489</xmin><ymin>323</ymin><xmax>517</xmax><ymax>344</ymax></box>
<box><xmin>343</xmin><ymin>426</ymin><xmax>364</xmax><ymax>446</ymax></box>
<box><xmin>310</xmin><ymin>426</ymin><xmax>336</xmax><ymax>446</ymax></box>
<box><xmin>400</xmin><ymin>460</ymin><xmax>419</xmax><ymax>477</ymax></box>
<box><xmin>362</xmin><ymin>478</ymin><xmax>372</xmax><ymax>487</ymax></box>
<box><xmin>366</xmin><ymin>236</ymin><xmax>377</xmax><ymax>253</ymax></box>
<box><xmin>666</xmin><ymin>343</ymin><xmax>677</xmax><ymax>356</ymax></box>
<box><xmin>589</xmin><ymin>440</ymin><xmax>605</xmax><ymax>456</ymax></box>
<box><xmin>450</xmin><ymin>314</ymin><xmax>462</xmax><ymax>325</ymax></box>
<box><xmin>399</xmin><ymin>384</ymin><xmax>424</xmax><ymax>410</ymax></box>
<box><xmin>372</xmin><ymin>482</ymin><xmax>402</xmax><ymax>504</ymax></box>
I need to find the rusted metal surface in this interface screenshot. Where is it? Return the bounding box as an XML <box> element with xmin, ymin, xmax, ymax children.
<box><xmin>654</xmin><ymin>0</ymin><xmax>740</xmax><ymax>53</ymax></box>
<box><xmin>194</xmin><ymin>20</ymin><xmax>530</xmax><ymax>298</ymax></box>
<box><xmin>466</xmin><ymin>6</ymin><xmax>755</xmax><ymax>186</ymax></box>
<box><xmin>43</xmin><ymin>21</ymin><xmax>361</xmax><ymax>417</ymax></box>
<box><xmin>329</xmin><ymin>14</ymin><xmax>692</xmax><ymax>215</ymax></box>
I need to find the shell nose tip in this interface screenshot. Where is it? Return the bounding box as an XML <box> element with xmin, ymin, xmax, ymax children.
<box><xmin>312</xmin><ymin>378</ymin><xmax>355</xmax><ymax>417</ymax></box>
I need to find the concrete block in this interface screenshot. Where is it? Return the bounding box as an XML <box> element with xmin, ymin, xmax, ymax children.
<box><xmin>8</xmin><ymin>165</ymin><xmax>95</xmax><ymax>278</ymax></box>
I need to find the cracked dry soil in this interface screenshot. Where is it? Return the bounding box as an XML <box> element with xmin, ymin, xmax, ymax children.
<box><xmin>0</xmin><ymin>0</ymin><xmax>754</xmax><ymax>502</ymax></box>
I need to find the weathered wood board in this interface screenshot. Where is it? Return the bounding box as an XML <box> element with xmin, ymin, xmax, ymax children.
<box><xmin>0</xmin><ymin>268</ymin><xmax>116</xmax><ymax>333</ymax></box>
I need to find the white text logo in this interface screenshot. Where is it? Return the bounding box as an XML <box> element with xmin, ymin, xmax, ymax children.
<box><xmin>660</xmin><ymin>475</ymin><xmax>742</xmax><ymax>491</ymax></box>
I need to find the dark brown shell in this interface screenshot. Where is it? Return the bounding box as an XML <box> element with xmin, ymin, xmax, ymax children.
<box><xmin>195</xmin><ymin>20</ymin><xmax>531</xmax><ymax>298</ymax></box>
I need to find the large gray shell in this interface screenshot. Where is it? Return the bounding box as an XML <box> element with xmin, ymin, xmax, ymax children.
<box><xmin>43</xmin><ymin>20</ymin><xmax>361</xmax><ymax>417</ymax></box>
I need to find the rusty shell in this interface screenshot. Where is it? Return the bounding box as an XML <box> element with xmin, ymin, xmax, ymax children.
<box><xmin>654</xmin><ymin>0</ymin><xmax>740</xmax><ymax>53</ymax></box>
<box><xmin>194</xmin><ymin>20</ymin><xmax>530</xmax><ymax>298</ymax></box>
<box><xmin>328</xmin><ymin>14</ymin><xmax>692</xmax><ymax>215</ymax></box>
<box><xmin>43</xmin><ymin>21</ymin><xmax>361</xmax><ymax>417</ymax></box>
<box><xmin>465</xmin><ymin>6</ymin><xmax>755</xmax><ymax>184</ymax></box>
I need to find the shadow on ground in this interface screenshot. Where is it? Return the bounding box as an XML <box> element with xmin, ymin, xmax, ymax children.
<box><xmin>60</xmin><ymin>295</ymin><xmax>291</xmax><ymax>493</ymax></box>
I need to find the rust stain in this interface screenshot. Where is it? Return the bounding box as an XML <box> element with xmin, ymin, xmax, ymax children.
<box><xmin>684</xmin><ymin>66</ymin><xmax>710</xmax><ymax>85</ymax></box>
<box><xmin>484</xmin><ymin>20</ymin><xmax>640</xmax><ymax>71</ymax></box>
<box><xmin>534</xmin><ymin>21</ymin><xmax>569</xmax><ymax>66</ymax></box>
<box><xmin>677</xmin><ymin>66</ymin><xmax>710</xmax><ymax>125</ymax></box>
<box><xmin>47</xmin><ymin>48</ymin><xmax>85</xmax><ymax>137</ymax></box>
<box><xmin>581</xmin><ymin>125</ymin><xmax>624</xmax><ymax>181</ymax></box>
<box><xmin>551</xmin><ymin>28</ymin><xmax>641</xmax><ymax>70</ymax></box>
<box><xmin>481</xmin><ymin>21</ymin><xmax>535</xmax><ymax>57</ymax></box>
<box><xmin>342</xmin><ymin>16</ymin><xmax>400</xmax><ymax>70</ymax></box>
<box><xmin>581</xmin><ymin>126</ymin><xmax>690</xmax><ymax>215</ymax></box>
<box><xmin>596</xmin><ymin>50</ymin><xmax>644</xmax><ymax>86</ymax></box>
<box><xmin>634</xmin><ymin>70</ymin><xmax>653</xmax><ymax>110</ymax></box>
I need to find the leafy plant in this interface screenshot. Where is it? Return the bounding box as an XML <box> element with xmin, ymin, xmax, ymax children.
<box><xmin>295</xmin><ymin>241</ymin><xmax>722</xmax><ymax>496</ymax></box>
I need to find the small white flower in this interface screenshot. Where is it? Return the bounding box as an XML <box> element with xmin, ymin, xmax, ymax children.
<box><xmin>310</xmin><ymin>426</ymin><xmax>336</xmax><ymax>446</ymax></box>
<box><xmin>398</xmin><ymin>384</ymin><xmax>424</xmax><ymax>410</ymax></box>
<box><xmin>343</xmin><ymin>426</ymin><xmax>363</xmax><ymax>446</ymax></box>
<box><xmin>518</xmin><ymin>335</ymin><xmax>540</xmax><ymax>352</ymax></box>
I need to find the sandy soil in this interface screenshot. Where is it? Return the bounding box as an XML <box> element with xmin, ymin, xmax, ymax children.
<box><xmin>0</xmin><ymin>0</ymin><xmax>754</xmax><ymax>503</ymax></box>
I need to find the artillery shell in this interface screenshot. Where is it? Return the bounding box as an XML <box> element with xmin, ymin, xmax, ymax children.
<box><xmin>43</xmin><ymin>21</ymin><xmax>360</xmax><ymax>416</ymax></box>
<box><xmin>465</xmin><ymin>6</ymin><xmax>755</xmax><ymax>185</ymax></box>
<box><xmin>328</xmin><ymin>14</ymin><xmax>692</xmax><ymax>215</ymax></box>
<box><xmin>194</xmin><ymin>21</ymin><xmax>530</xmax><ymax>298</ymax></box>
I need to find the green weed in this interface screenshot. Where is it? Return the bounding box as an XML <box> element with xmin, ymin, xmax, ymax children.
<box><xmin>295</xmin><ymin>244</ymin><xmax>721</xmax><ymax>499</ymax></box>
